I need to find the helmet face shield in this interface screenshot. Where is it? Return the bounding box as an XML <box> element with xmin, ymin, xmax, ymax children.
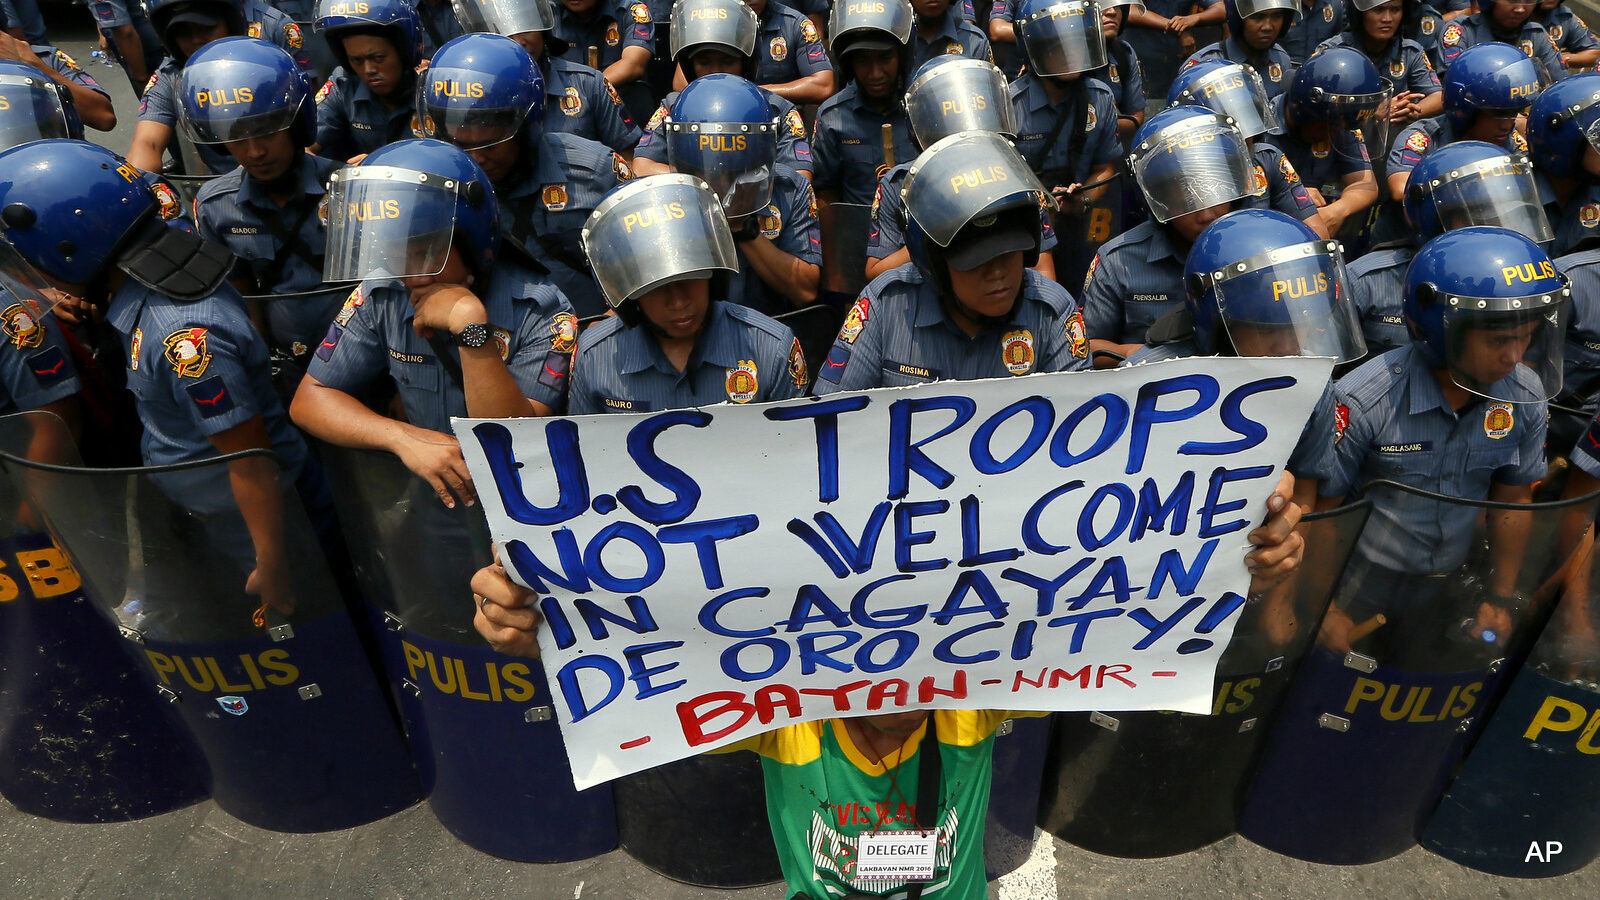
<box><xmin>1173</xmin><ymin>63</ymin><xmax>1278</xmax><ymax>138</ymax></box>
<box><xmin>1438</xmin><ymin>287</ymin><xmax>1569</xmax><ymax>402</ymax></box>
<box><xmin>323</xmin><ymin>166</ymin><xmax>472</xmax><ymax>281</ymax></box>
<box><xmin>176</xmin><ymin>56</ymin><xmax>301</xmax><ymax>144</ymax></box>
<box><xmin>1130</xmin><ymin>113</ymin><xmax>1255</xmax><ymax>222</ymax></box>
<box><xmin>581</xmin><ymin>175</ymin><xmax>739</xmax><ymax>308</ymax></box>
<box><xmin>671</xmin><ymin>0</ymin><xmax>759</xmax><ymax>60</ymax></box>
<box><xmin>1202</xmin><ymin>239</ymin><xmax>1366</xmax><ymax>363</ymax></box>
<box><xmin>415</xmin><ymin>66</ymin><xmax>534</xmax><ymax>150</ymax></box>
<box><xmin>0</xmin><ymin>73</ymin><xmax>72</xmax><ymax>148</ymax></box>
<box><xmin>1416</xmin><ymin>154</ymin><xmax>1554</xmax><ymax>245</ymax></box>
<box><xmin>1019</xmin><ymin>1</ymin><xmax>1108</xmax><ymax>77</ymax></box>
<box><xmin>902</xmin><ymin>132</ymin><xmax>1052</xmax><ymax>248</ymax></box>
<box><xmin>828</xmin><ymin>0</ymin><xmax>915</xmax><ymax>54</ymax></box>
<box><xmin>904</xmin><ymin>59</ymin><xmax>1016</xmax><ymax>144</ymax></box>
<box><xmin>664</xmin><ymin>119</ymin><xmax>778</xmax><ymax>218</ymax></box>
<box><xmin>451</xmin><ymin>0</ymin><xmax>556</xmax><ymax>35</ymax></box>
<box><xmin>0</xmin><ymin>240</ymin><xmax>66</xmax><ymax>318</ymax></box>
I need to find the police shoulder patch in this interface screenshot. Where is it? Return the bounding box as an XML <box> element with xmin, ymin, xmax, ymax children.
<box><xmin>1405</xmin><ymin>130</ymin><xmax>1430</xmax><ymax>153</ymax></box>
<box><xmin>1083</xmin><ymin>254</ymin><xmax>1099</xmax><ymax>293</ymax></box>
<box><xmin>647</xmin><ymin>104</ymin><xmax>667</xmax><ymax>132</ymax></box>
<box><xmin>631</xmin><ymin>2</ymin><xmax>650</xmax><ymax>22</ymax></box>
<box><xmin>56</xmin><ymin>50</ymin><xmax>81</xmax><ymax>71</ymax></box>
<box><xmin>840</xmin><ymin>296</ymin><xmax>871</xmax><ymax>343</ymax></box>
<box><xmin>1442</xmin><ymin>22</ymin><xmax>1462</xmax><ymax>46</ymax></box>
<box><xmin>285</xmin><ymin>21</ymin><xmax>304</xmax><ymax>49</ymax></box>
<box><xmin>315</xmin><ymin>77</ymin><xmax>335</xmax><ymax>104</ymax></box>
<box><xmin>1065</xmin><ymin>310</ymin><xmax>1087</xmax><ymax>359</ymax></box>
<box><xmin>1253</xmin><ymin>163</ymin><xmax>1269</xmax><ymax>195</ymax></box>
<box><xmin>613</xmin><ymin>153</ymin><xmax>633</xmax><ymax>181</ymax></box>
<box><xmin>1278</xmin><ymin>154</ymin><xmax>1300</xmax><ymax>183</ymax></box>
<box><xmin>801</xmin><ymin>19</ymin><xmax>820</xmax><ymax>43</ymax></box>
<box><xmin>144</xmin><ymin>72</ymin><xmax>159</xmax><ymax>94</ymax></box>
<box><xmin>606</xmin><ymin>81</ymin><xmax>624</xmax><ymax>106</ymax></box>
<box><xmin>1512</xmin><ymin>130</ymin><xmax>1528</xmax><ymax>152</ymax></box>
<box><xmin>1</xmin><ymin>302</ymin><xmax>43</xmax><ymax>349</ymax></box>
<box><xmin>787</xmin><ymin>337</ymin><xmax>807</xmax><ymax>389</ymax></box>
<box><xmin>1334</xmin><ymin>403</ymin><xmax>1349</xmax><ymax>443</ymax></box>
<box><xmin>786</xmin><ymin>108</ymin><xmax>806</xmax><ymax>137</ymax></box>
<box><xmin>161</xmin><ymin>331</ymin><xmax>209</xmax><ymax>376</ymax></box>
<box><xmin>551</xmin><ymin>310</ymin><xmax>579</xmax><ymax>353</ymax></box>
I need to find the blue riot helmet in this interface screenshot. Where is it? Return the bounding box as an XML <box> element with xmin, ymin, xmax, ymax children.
<box><xmin>1404</xmin><ymin>141</ymin><xmax>1553</xmax><ymax>244</ymax></box>
<box><xmin>1527</xmin><ymin>73</ymin><xmax>1600</xmax><ymax>178</ymax></box>
<box><xmin>150</xmin><ymin>0</ymin><xmax>246</xmax><ymax>64</ymax></box>
<box><xmin>1128</xmin><ymin>106</ymin><xmax>1257</xmax><ymax>223</ymax></box>
<box><xmin>828</xmin><ymin>0</ymin><xmax>914</xmax><ymax>84</ymax></box>
<box><xmin>415</xmin><ymin>33</ymin><xmax>544</xmax><ymax>151</ymax></box>
<box><xmin>176</xmin><ymin>38</ymin><xmax>316</xmax><ymax>150</ymax></box>
<box><xmin>316</xmin><ymin>0</ymin><xmax>426</xmax><ymax>73</ymax></box>
<box><xmin>1184</xmin><ymin>209</ymin><xmax>1366</xmax><ymax>362</ymax></box>
<box><xmin>0</xmin><ymin>140</ymin><xmax>234</xmax><ymax>300</ymax></box>
<box><xmin>323</xmin><ymin>138</ymin><xmax>500</xmax><ymax>282</ymax></box>
<box><xmin>1016</xmin><ymin>0</ymin><xmax>1108</xmax><ymax>77</ymax></box>
<box><xmin>581</xmin><ymin>174</ymin><xmax>738</xmax><ymax>323</ymax></box>
<box><xmin>1169</xmin><ymin>59</ymin><xmax>1279</xmax><ymax>139</ymax></box>
<box><xmin>1404</xmin><ymin>226</ymin><xmax>1569</xmax><ymax>401</ymax></box>
<box><xmin>0</xmin><ymin>61</ymin><xmax>83</xmax><ymax>147</ymax></box>
<box><xmin>1224</xmin><ymin>0</ymin><xmax>1299</xmax><ymax>33</ymax></box>
<box><xmin>664</xmin><ymin>75</ymin><xmax>778</xmax><ymax>218</ymax></box>
<box><xmin>671</xmin><ymin>0</ymin><xmax>760</xmax><ymax>73</ymax></box>
<box><xmin>903</xmin><ymin>57</ymin><xmax>1016</xmax><ymax>148</ymax></box>
<box><xmin>1442</xmin><ymin>42</ymin><xmax>1542</xmax><ymax>134</ymax></box>
<box><xmin>902</xmin><ymin>131</ymin><xmax>1053</xmax><ymax>309</ymax></box>
<box><xmin>1287</xmin><ymin>46</ymin><xmax>1390</xmax><ymax>153</ymax></box>
<box><xmin>450</xmin><ymin>0</ymin><xmax>559</xmax><ymax>37</ymax></box>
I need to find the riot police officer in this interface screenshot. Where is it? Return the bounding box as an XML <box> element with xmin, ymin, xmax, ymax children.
<box><xmin>1080</xmin><ymin>105</ymin><xmax>1257</xmax><ymax>364</ymax></box>
<box><xmin>812</xmin><ymin>0</ymin><xmax>919</xmax><ymax>207</ymax></box>
<box><xmin>1091</xmin><ymin>0</ymin><xmax>1148</xmax><ymax>141</ymax></box>
<box><xmin>746</xmin><ymin>0</ymin><xmax>834</xmax><ymax>105</ymax></box>
<box><xmin>1437</xmin><ymin>0</ymin><xmax>1567</xmax><ymax>84</ymax></box>
<box><xmin>1126</xmin><ymin>208</ymin><xmax>1364</xmax><ymax>508</ymax></box>
<box><xmin>662</xmin><ymin>74</ymin><xmax>821</xmax><ymax>315</ymax></box>
<box><xmin>909</xmin><ymin>0</ymin><xmax>993</xmax><ymax>71</ymax></box>
<box><xmin>415</xmin><ymin>33</ymin><xmax>631</xmax><ymax>318</ymax></box>
<box><xmin>180</xmin><ymin>36</ymin><xmax>343</xmax><ymax>386</ymax></box>
<box><xmin>414</xmin><ymin>0</ymin><xmax>465</xmax><ymax>55</ymax></box>
<box><xmin>292</xmin><ymin>139</ymin><xmax>577</xmax><ymax>507</ymax></box>
<box><xmin>91</xmin><ymin>0</ymin><xmax>164</xmax><ymax>96</ymax></box>
<box><xmin>1281</xmin><ymin>0</ymin><xmax>1346</xmax><ymax>65</ymax></box>
<box><xmin>812</xmin><ymin>131</ymin><xmax>1093</xmax><ymax>394</ymax></box>
<box><xmin>549</xmin><ymin>0</ymin><xmax>656</xmax><ymax>122</ymax></box>
<box><xmin>1186</xmin><ymin>0</ymin><xmax>1298</xmax><ymax>101</ymax></box>
<box><xmin>0</xmin><ymin>30</ymin><xmax>114</xmax><ymax>133</ymax></box>
<box><xmin>312</xmin><ymin>0</ymin><xmax>426</xmax><ymax>162</ymax></box>
<box><xmin>1263</xmin><ymin>46</ymin><xmax>1382</xmax><ymax>238</ymax></box>
<box><xmin>571</xmin><ymin>174</ymin><xmax>806</xmax><ymax>411</ymax></box>
<box><xmin>450</xmin><ymin>0</ymin><xmax>642</xmax><ymax>154</ymax></box>
<box><xmin>1534</xmin><ymin>0</ymin><xmax>1600</xmax><ymax>69</ymax></box>
<box><xmin>1315</xmin><ymin>0</ymin><xmax>1443</xmax><ymax>126</ymax></box>
<box><xmin>1527</xmin><ymin>72</ymin><xmax>1600</xmax><ymax>255</ymax></box>
<box><xmin>632</xmin><ymin>0</ymin><xmax>811</xmax><ymax>179</ymax></box>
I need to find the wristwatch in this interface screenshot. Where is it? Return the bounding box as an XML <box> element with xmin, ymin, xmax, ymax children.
<box><xmin>453</xmin><ymin>322</ymin><xmax>489</xmax><ymax>348</ymax></box>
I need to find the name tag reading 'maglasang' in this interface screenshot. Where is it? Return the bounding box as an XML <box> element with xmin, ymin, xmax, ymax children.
<box><xmin>856</xmin><ymin>829</ymin><xmax>938</xmax><ymax>881</ymax></box>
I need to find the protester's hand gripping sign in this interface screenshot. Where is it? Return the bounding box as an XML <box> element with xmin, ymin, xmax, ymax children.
<box><xmin>457</xmin><ymin>357</ymin><xmax>1329</xmax><ymax>789</ymax></box>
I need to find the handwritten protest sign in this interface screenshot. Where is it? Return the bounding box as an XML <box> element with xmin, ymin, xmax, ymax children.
<box><xmin>456</xmin><ymin>357</ymin><xmax>1329</xmax><ymax>789</ymax></box>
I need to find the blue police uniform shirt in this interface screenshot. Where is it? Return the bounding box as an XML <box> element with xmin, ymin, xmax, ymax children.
<box><xmin>1188</xmin><ymin>36</ymin><xmax>1296</xmax><ymax>101</ymax></box>
<box><xmin>1126</xmin><ymin>0</ymin><xmax>1220</xmax><ymax>100</ymax></box>
<box><xmin>1248</xmin><ymin>142</ymin><xmax>1320</xmax><ymax>221</ymax></box>
<box><xmin>0</xmin><ymin>292</ymin><xmax>81</xmax><ymax>416</ymax></box>
<box><xmin>1345</xmin><ymin>245</ymin><xmax>1413</xmax><ymax>358</ymax></box>
<box><xmin>1264</xmin><ymin>95</ymin><xmax>1372</xmax><ymax>198</ymax></box>
<box><xmin>812</xmin><ymin>265</ymin><xmax>1092</xmax><ymax>393</ymax></box>
<box><xmin>1089</xmin><ymin>38</ymin><xmax>1147</xmax><ymax>119</ymax></box>
<box><xmin>105</xmin><ymin>278</ymin><xmax>313</xmax><ymax>513</ymax></box>
<box><xmin>1388</xmin><ymin>116</ymin><xmax>1528</xmax><ymax>181</ymax></box>
<box><xmin>269</xmin><ymin>0</ymin><xmax>317</xmax><ymax>17</ymax></box>
<box><xmin>1556</xmin><ymin>247</ymin><xmax>1600</xmax><ymax>411</ymax></box>
<box><xmin>308</xmin><ymin>262</ymin><xmax>576</xmax><ymax>428</ymax></box>
<box><xmin>1282</xmin><ymin>0</ymin><xmax>1345</xmax><ymax>65</ymax></box>
<box><xmin>1540</xmin><ymin>3</ymin><xmax>1600</xmax><ymax>56</ymax></box>
<box><xmin>1122</xmin><ymin>336</ymin><xmax>1341</xmax><ymax>482</ymax></box>
<box><xmin>139</xmin><ymin>58</ymin><xmax>235</xmax><ymax>175</ymax></box>
<box><xmin>811</xmin><ymin>82</ymin><xmax>918</xmax><ymax>205</ymax></box>
<box><xmin>1416</xmin><ymin>3</ymin><xmax>1447</xmax><ymax>69</ymax></box>
<box><xmin>909</xmin><ymin>6</ymin><xmax>992</xmax><ymax>73</ymax></box>
<box><xmin>415</xmin><ymin>0</ymin><xmax>465</xmax><ymax>57</ymax></box>
<box><xmin>568</xmin><ymin>300</ymin><xmax>806</xmax><ymax>413</ymax></box>
<box><xmin>780</xmin><ymin>0</ymin><xmax>830</xmax><ymax>15</ymax></box>
<box><xmin>868</xmin><ymin>162</ymin><xmax>1058</xmax><ymax>260</ymax></box>
<box><xmin>635</xmin><ymin>87</ymin><xmax>812</xmax><ymax>176</ymax></box>
<box><xmin>499</xmin><ymin>132</ymin><xmax>631</xmax><ymax>319</ymax></box>
<box><xmin>730</xmin><ymin>164</ymin><xmax>823</xmax><ymax>316</ymax></box>
<box><xmin>1437</xmin><ymin>13</ymin><xmax>1567</xmax><ymax>83</ymax></box>
<box><xmin>1536</xmin><ymin>172</ymin><xmax>1600</xmax><ymax>257</ymax></box>
<box><xmin>1080</xmin><ymin>219</ymin><xmax>1186</xmax><ymax>345</ymax></box>
<box><xmin>29</xmin><ymin>44</ymin><xmax>110</xmax><ymax>100</ymax></box>
<box><xmin>1323</xmin><ymin>343</ymin><xmax>1547</xmax><ymax>574</ymax></box>
<box><xmin>545</xmin><ymin>56</ymin><xmax>643</xmax><ymax>153</ymax></box>
<box><xmin>313</xmin><ymin>68</ymin><xmax>417</xmax><ymax>162</ymax></box>
<box><xmin>1009</xmin><ymin>75</ymin><xmax>1122</xmax><ymax>185</ymax></box>
<box><xmin>1315</xmin><ymin>31</ymin><xmax>1442</xmax><ymax>97</ymax></box>
<box><xmin>553</xmin><ymin>0</ymin><xmax>656</xmax><ymax>73</ymax></box>
<box><xmin>92</xmin><ymin>1</ymin><xmax>166</xmax><ymax>80</ymax></box>
<box><xmin>755</xmin><ymin>2</ymin><xmax>832</xmax><ymax>86</ymax></box>
<box><xmin>242</xmin><ymin>0</ymin><xmax>312</xmax><ymax>70</ymax></box>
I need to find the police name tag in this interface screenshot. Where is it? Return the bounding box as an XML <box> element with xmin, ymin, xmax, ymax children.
<box><xmin>857</xmin><ymin>829</ymin><xmax>938</xmax><ymax>881</ymax></box>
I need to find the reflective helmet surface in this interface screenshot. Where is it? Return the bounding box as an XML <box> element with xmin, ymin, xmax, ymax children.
<box><xmin>1404</xmin><ymin>140</ymin><xmax>1552</xmax><ymax>244</ymax></box>
<box><xmin>1224</xmin><ymin>0</ymin><xmax>1299</xmax><ymax>32</ymax></box>
<box><xmin>1442</xmin><ymin>42</ymin><xmax>1541</xmax><ymax>134</ymax></box>
<box><xmin>1168</xmin><ymin>59</ymin><xmax>1279</xmax><ymax>139</ymax></box>
<box><xmin>177</xmin><ymin>37</ymin><xmax>316</xmax><ymax>147</ymax></box>
<box><xmin>316</xmin><ymin>0</ymin><xmax>426</xmax><ymax>72</ymax></box>
<box><xmin>903</xmin><ymin>56</ymin><xmax>1016</xmax><ymax>146</ymax></box>
<box><xmin>1287</xmin><ymin>46</ymin><xmax>1387</xmax><ymax>131</ymax></box>
<box><xmin>1527</xmin><ymin>72</ymin><xmax>1600</xmax><ymax>178</ymax></box>
<box><xmin>415</xmin><ymin>33</ymin><xmax>545</xmax><ymax>150</ymax></box>
<box><xmin>450</xmin><ymin>0</ymin><xmax>558</xmax><ymax>35</ymax></box>
<box><xmin>1184</xmin><ymin>208</ymin><xmax>1365</xmax><ymax>362</ymax></box>
<box><xmin>828</xmin><ymin>0</ymin><xmax>914</xmax><ymax>58</ymax></box>
<box><xmin>1128</xmin><ymin>105</ymin><xmax>1256</xmax><ymax>223</ymax></box>
<box><xmin>902</xmin><ymin>131</ymin><xmax>1052</xmax><ymax>273</ymax></box>
<box><xmin>0</xmin><ymin>140</ymin><xmax>158</xmax><ymax>287</ymax></box>
<box><xmin>1016</xmin><ymin>0</ymin><xmax>1108</xmax><ymax>78</ymax></box>
<box><xmin>581</xmin><ymin>174</ymin><xmax>738</xmax><ymax>310</ymax></box>
<box><xmin>671</xmin><ymin>0</ymin><xmax>760</xmax><ymax>67</ymax></box>
<box><xmin>665</xmin><ymin>74</ymin><xmax>779</xmax><ymax>218</ymax></box>
<box><xmin>0</xmin><ymin>60</ymin><xmax>82</xmax><ymax>147</ymax></box>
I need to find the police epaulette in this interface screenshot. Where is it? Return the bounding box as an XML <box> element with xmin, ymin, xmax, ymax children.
<box><xmin>722</xmin><ymin>302</ymin><xmax>792</xmax><ymax>343</ymax></box>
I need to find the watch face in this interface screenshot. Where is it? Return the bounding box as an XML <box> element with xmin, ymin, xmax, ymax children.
<box><xmin>456</xmin><ymin>322</ymin><xmax>489</xmax><ymax>348</ymax></box>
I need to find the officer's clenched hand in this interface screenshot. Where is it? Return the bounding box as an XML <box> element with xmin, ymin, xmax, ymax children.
<box><xmin>409</xmin><ymin>283</ymin><xmax>486</xmax><ymax>340</ymax></box>
<box><xmin>473</xmin><ymin>557</ymin><xmax>542</xmax><ymax>658</ymax></box>
<box><xmin>1245</xmin><ymin>469</ymin><xmax>1304</xmax><ymax>593</ymax></box>
<box><xmin>246</xmin><ymin>555</ymin><xmax>295</xmax><ymax>622</ymax></box>
<box><xmin>396</xmin><ymin>429</ymin><xmax>477</xmax><ymax>508</ymax></box>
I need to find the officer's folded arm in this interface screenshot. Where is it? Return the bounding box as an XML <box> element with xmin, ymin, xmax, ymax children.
<box><xmin>408</xmin><ymin>282</ymin><xmax>553</xmax><ymax>417</ymax></box>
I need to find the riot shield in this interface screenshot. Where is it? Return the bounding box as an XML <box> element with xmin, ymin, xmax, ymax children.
<box><xmin>1238</xmin><ymin>481</ymin><xmax>1593</xmax><ymax>864</ymax></box>
<box><xmin>0</xmin><ymin>412</ymin><xmax>208</xmax><ymax>823</ymax></box>
<box><xmin>1052</xmin><ymin>173</ymin><xmax>1125</xmax><ymax>295</ymax></box>
<box><xmin>0</xmin><ymin>411</ymin><xmax>419</xmax><ymax>833</ymax></box>
<box><xmin>984</xmin><ymin>714</ymin><xmax>1054</xmax><ymax>879</ymax></box>
<box><xmin>773</xmin><ymin>303</ymin><xmax>842</xmax><ymax>386</ymax></box>
<box><xmin>1421</xmin><ymin>490</ymin><xmax>1600</xmax><ymax>876</ymax></box>
<box><xmin>319</xmin><ymin>444</ymin><xmax>618</xmax><ymax>863</ymax></box>
<box><xmin>1036</xmin><ymin>502</ymin><xmax>1371</xmax><ymax>858</ymax></box>
<box><xmin>820</xmin><ymin>202</ymin><xmax>872</xmax><ymax>311</ymax></box>
<box><xmin>613</xmin><ymin>751</ymin><xmax>783</xmax><ymax>887</ymax></box>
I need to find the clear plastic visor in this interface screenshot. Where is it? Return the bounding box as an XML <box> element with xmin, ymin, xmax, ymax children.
<box><xmin>1581</xmin><ymin>115</ymin><xmax>1600</xmax><ymax>159</ymax></box>
<box><xmin>1207</xmin><ymin>241</ymin><xmax>1367</xmax><ymax>363</ymax></box>
<box><xmin>828</xmin><ymin>5</ymin><xmax>916</xmax><ymax>52</ymax></box>
<box><xmin>0</xmin><ymin>75</ymin><xmax>71</xmax><ymax>148</ymax></box>
<box><xmin>1019</xmin><ymin>2</ymin><xmax>1108</xmax><ymax>77</ymax></box>
<box><xmin>0</xmin><ymin>240</ymin><xmax>65</xmax><ymax>317</ymax></box>
<box><xmin>315</xmin><ymin>0</ymin><xmax>393</xmax><ymax>28</ymax></box>
<box><xmin>1236</xmin><ymin>0</ymin><xmax>1297</xmax><ymax>18</ymax></box>
<box><xmin>902</xmin><ymin>131</ymin><xmax>1053</xmax><ymax>246</ymax></box>
<box><xmin>451</xmin><ymin>0</ymin><xmax>556</xmax><ymax>35</ymax></box>
<box><xmin>415</xmin><ymin>67</ymin><xmax>533</xmax><ymax>149</ymax></box>
<box><xmin>1175</xmin><ymin>65</ymin><xmax>1277</xmax><ymax>138</ymax></box>
<box><xmin>905</xmin><ymin>60</ymin><xmax>1017</xmax><ymax>143</ymax></box>
<box><xmin>1440</xmin><ymin>289</ymin><xmax>1569</xmax><ymax>402</ymax></box>
<box><xmin>1319</xmin><ymin>83</ymin><xmax>1392</xmax><ymax>163</ymax></box>
<box><xmin>1419</xmin><ymin>156</ymin><xmax>1554</xmax><ymax>245</ymax></box>
<box><xmin>580</xmin><ymin>175</ymin><xmax>739</xmax><ymax>308</ymax></box>
<box><xmin>176</xmin><ymin>59</ymin><xmax>300</xmax><ymax>144</ymax></box>
<box><xmin>670</xmin><ymin>1</ymin><xmax>758</xmax><ymax>59</ymax></box>
<box><xmin>664</xmin><ymin>119</ymin><xmax>779</xmax><ymax>218</ymax></box>
<box><xmin>323</xmin><ymin>167</ymin><xmax>464</xmax><ymax>281</ymax></box>
<box><xmin>1130</xmin><ymin>115</ymin><xmax>1255</xmax><ymax>222</ymax></box>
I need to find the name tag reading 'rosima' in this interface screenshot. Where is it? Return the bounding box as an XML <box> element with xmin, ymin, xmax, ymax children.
<box><xmin>455</xmin><ymin>357</ymin><xmax>1329</xmax><ymax>789</ymax></box>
